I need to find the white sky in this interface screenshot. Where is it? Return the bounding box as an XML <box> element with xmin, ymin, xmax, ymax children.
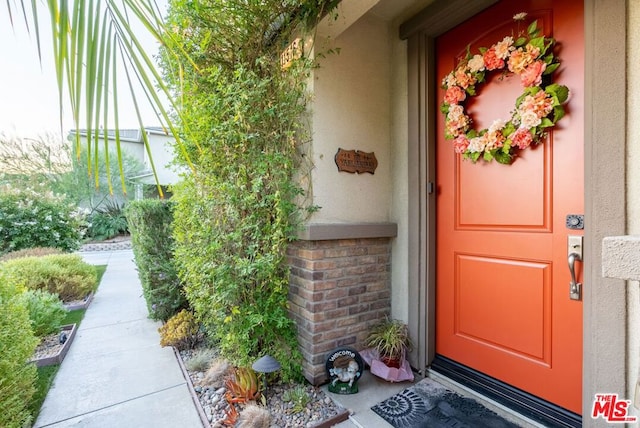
<box><xmin>0</xmin><ymin>4</ymin><xmax>166</xmax><ymax>139</ymax></box>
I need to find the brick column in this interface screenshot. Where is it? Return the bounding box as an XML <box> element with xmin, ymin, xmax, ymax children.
<box><xmin>288</xmin><ymin>232</ymin><xmax>393</xmax><ymax>385</ymax></box>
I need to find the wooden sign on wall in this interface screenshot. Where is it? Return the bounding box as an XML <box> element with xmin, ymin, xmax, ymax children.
<box><xmin>334</xmin><ymin>148</ymin><xmax>378</xmax><ymax>174</ymax></box>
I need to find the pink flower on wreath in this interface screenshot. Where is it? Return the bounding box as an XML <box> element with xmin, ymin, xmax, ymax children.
<box><xmin>454</xmin><ymin>66</ymin><xmax>475</xmax><ymax>89</ymax></box>
<box><xmin>483</xmin><ymin>47</ymin><xmax>504</xmax><ymax>71</ymax></box>
<box><xmin>519</xmin><ymin>90</ymin><xmax>554</xmax><ymax>119</ymax></box>
<box><xmin>521</xmin><ymin>61</ymin><xmax>547</xmax><ymax>87</ymax></box>
<box><xmin>511</xmin><ymin>127</ymin><xmax>534</xmax><ymax>149</ymax></box>
<box><xmin>444</xmin><ymin>86</ymin><xmax>466</xmax><ymax>105</ymax></box>
<box><xmin>508</xmin><ymin>44</ymin><xmax>541</xmax><ymax>74</ymax></box>
<box><xmin>453</xmin><ymin>135</ymin><xmax>470</xmax><ymax>154</ymax></box>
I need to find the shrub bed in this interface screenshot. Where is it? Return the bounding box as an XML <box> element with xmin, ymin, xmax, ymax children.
<box><xmin>125</xmin><ymin>199</ymin><xmax>187</xmax><ymax>321</ymax></box>
<box><xmin>0</xmin><ymin>272</ymin><xmax>38</xmax><ymax>428</ymax></box>
<box><xmin>22</xmin><ymin>289</ymin><xmax>68</xmax><ymax>337</ymax></box>
<box><xmin>0</xmin><ymin>254</ymin><xmax>97</xmax><ymax>301</ymax></box>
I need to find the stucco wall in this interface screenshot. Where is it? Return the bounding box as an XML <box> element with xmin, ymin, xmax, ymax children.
<box><xmin>626</xmin><ymin>0</ymin><xmax>640</xmax><ymax>406</ymax></box>
<box><xmin>309</xmin><ymin>10</ymin><xmax>411</xmax><ymax>325</ymax></box>
<box><xmin>388</xmin><ymin>36</ymin><xmax>410</xmax><ymax>324</ymax></box>
<box><xmin>310</xmin><ymin>14</ymin><xmax>392</xmax><ymax>223</ymax></box>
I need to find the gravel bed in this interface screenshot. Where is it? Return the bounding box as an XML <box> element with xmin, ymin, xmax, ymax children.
<box><xmin>32</xmin><ymin>333</ymin><xmax>65</xmax><ymax>360</ymax></box>
<box><xmin>179</xmin><ymin>349</ymin><xmax>346</xmax><ymax>427</ymax></box>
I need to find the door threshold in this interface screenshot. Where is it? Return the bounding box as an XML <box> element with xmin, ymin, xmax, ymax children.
<box><xmin>429</xmin><ymin>356</ymin><xmax>581</xmax><ymax>428</ymax></box>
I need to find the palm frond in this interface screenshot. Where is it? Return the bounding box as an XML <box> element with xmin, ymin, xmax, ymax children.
<box><xmin>4</xmin><ymin>0</ymin><xmax>192</xmax><ymax>192</ymax></box>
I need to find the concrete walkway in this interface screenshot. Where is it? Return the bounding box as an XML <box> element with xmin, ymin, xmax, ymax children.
<box><xmin>34</xmin><ymin>249</ymin><xmax>203</xmax><ymax>428</ymax></box>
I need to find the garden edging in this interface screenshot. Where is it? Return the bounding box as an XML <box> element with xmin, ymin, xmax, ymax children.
<box><xmin>31</xmin><ymin>323</ymin><xmax>77</xmax><ymax>367</ymax></box>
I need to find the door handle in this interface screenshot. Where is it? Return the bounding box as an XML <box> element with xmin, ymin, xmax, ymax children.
<box><xmin>568</xmin><ymin>252</ymin><xmax>582</xmax><ymax>301</ymax></box>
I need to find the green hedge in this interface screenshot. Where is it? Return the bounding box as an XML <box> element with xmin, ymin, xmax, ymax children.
<box><xmin>0</xmin><ymin>272</ymin><xmax>38</xmax><ymax>428</ymax></box>
<box><xmin>125</xmin><ymin>200</ymin><xmax>187</xmax><ymax>321</ymax></box>
<box><xmin>0</xmin><ymin>254</ymin><xmax>97</xmax><ymax>302</ymax></box>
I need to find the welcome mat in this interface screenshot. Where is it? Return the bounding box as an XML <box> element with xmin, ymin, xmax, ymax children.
<box><xmin>371</xmin><ymin>379</ymin><xmax>521</xmax><ymax>428</ymax></box>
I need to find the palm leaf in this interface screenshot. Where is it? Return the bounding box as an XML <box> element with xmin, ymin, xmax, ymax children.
<box><xmin>4</xmin><ymin>0</ymin><xmax>192</xmax><ymax>191</ymax></box>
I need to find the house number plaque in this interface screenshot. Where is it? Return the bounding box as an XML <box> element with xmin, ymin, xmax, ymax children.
<box><xmin>334</xmin><ymin>148</ymin><xmax>378</xmax><ymax>174</ymax></box>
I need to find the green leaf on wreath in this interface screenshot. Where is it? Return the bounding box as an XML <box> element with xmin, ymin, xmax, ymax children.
<box><xmin>470</xmin><ymin>152</ymin><xmax>481</xmax><ymax>162</ymax></box>
<box><xmin>466</xmin><ymin>86</ymin><xmax>476</xmax><ymax>96</ymax></box>
<box><xmin>543</xmin><ymin>53</ymin><xmax>554</xmax><ymax>65</ymax></box>
<box><xmin>495</xmin><ymin>151</ymin><xmax>512</xmax><ymax>164</ymax></box>
<box><xmin>553</xmin><ymin>105</ymin><xmax>565</xmax><ymax>122</ymax></box>
<box><xmin>539</xmin><ymin>118</ymin><xmax>554</xmax><ymax>128</ymax></box>
<box><xmin>483</xmin><ymin>151</ymin><xmax>494</xmax><ymax>161</ymax></box>
<box><xmin>440</xmin><ymin>103</ymin><xmax>450</xmax><ymax>114</ymax></box>
<box><xmin>479</xmin><ymin>47</ymin><xmax>487</xmax><ymax>54</ymax></box>
<box><xmin>515</xmin><ymin>37</ymin><xmax>527</xmax><ymax>47</ymax></box>
<box><xmin>502</xmin><ymin>140</ymin><xmax>512</xmax><ymax>153</ymax></box>
<box><xmin>503</xmin><ymin>122</ymin><xmax>516</xmax><ymax>137</ymax></box>
<box><xmin>529</xmin><ymin>36</ymin><xmax>545</xmax><ymax>51</ymax></box>
<box><xmin>545</xmin><ymin>83</ymin><xmax>569</xmax><ymax>104</ymax></box>
<box><xmin>528</xmin><ymin>20</ymin><xmax>540</xmax><ymax>37</ymax></box>
<box><xmin>544</xmin><ymin>63</ymin><xmax>559</xmax><ymax>75</ymax></box>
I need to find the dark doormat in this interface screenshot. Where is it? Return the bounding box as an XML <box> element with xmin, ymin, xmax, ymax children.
<box><xmin>371</xmin><ymin>378</ymin><xmax>522</xmax><ymax>428</ymax></box>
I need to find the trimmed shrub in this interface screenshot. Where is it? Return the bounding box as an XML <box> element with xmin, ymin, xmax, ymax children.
<box><xmin>1</xmin><ymin>254</ymin><xmax>97</xmax><ymax>301</ymax></box>
<box><xmin>0</xmin><ymin>185</ymin><xmax>86</xmax><ymax>255</ymax></box>
<box><xmin>158</xmin><ymin>309</ymin><xmax>200</xmax><ymax>350</ymax></box>
<box><xmin>125</xmin><ymin>199</ymin><xmax>187</xmax><ymax>321</ymax></box>
<box><xmin>0</xmin><ymin>272</ymin><xmax>38</xmax><ymax>428</ymax></box>
<box><xmin>0</xmin><ymin>247</ymin><xmax>63</xmax><ymax>262</ymax></box>
<box><xmin>22</xmin><ymin>289</ymin><xmax>68</xmax><ymax>337</ymax></box>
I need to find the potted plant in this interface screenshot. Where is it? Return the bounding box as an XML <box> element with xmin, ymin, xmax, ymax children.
<box><xmin>365</xmin><ymin>318</ymin><xmax>413</xmax><ymax>369</ymax></box>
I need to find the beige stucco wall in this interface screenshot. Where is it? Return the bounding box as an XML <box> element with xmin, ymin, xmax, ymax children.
<box><xmin>309</xmin><ymin>7</ymin><xmax>412</xmax><ymax>325</ymax></box>
<box><xmin>388</xmin><ymin>36</ymin><xmax>410</xmax><ymax>324</ymax></box>
<box><xmin>310</xmin><ymin>14</ymin><xmax>392</xmax><ymax>223</ymax></box>
<box><xmin>626</xmin><ymin>0</ymin><xmax>640</xmax><ymax>406</ymax></box>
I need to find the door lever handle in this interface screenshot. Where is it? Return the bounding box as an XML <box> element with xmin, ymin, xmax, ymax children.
<box><xmin>568</xmin><ymin>252</ymin><xmax>582</xmax><ymax>300</ymax></box>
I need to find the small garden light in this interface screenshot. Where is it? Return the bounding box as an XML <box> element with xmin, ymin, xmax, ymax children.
<box><xmin>252</xmin><ymin>355</ymin><xmax>281</xmax><ymax>391</ymax></box>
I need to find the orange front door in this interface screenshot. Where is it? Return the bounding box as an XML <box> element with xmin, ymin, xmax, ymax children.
<box><xmin>435</xmin><ymin>0</ymin><xmax>584</xmax><ymax>414</ymax></box>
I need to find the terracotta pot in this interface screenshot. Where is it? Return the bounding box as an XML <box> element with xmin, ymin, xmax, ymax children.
<box><xmin>381</xmin><ymin>356</ymin><xmax>401</xmax><ymax>369</ymax></box>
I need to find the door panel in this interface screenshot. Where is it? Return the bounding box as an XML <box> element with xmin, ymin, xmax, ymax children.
<box><xmin>435</xmin><ymin>0</ymin><xmax>584</xmax><ymax>414</ymax></box>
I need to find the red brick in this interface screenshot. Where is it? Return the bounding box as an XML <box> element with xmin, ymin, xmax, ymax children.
<box><xmin>348</xmin><ymin>285</ymin><xmax>367</xmax><ymax>296</ymax></box>
<box><xmin>325</xmin><ymin>288</ymin><xmax>348</xmax><ymax>300</ymax></box>
<box><xmin>306</xmin><ymin>300</ymin><xmax>337</xmax><ymax>313</ymax></box>
<box><xmin>337</xmin><ymin>296</ymin><xmax>359</xmax><ymax>307</ymax></box>
<box><xmin>321</xmin><ymin>328</ymin><xmax>348</xmax><ymax>341</ymax></box>
<box><xmin>336</xmin><ymin>316</ymin><xmax>358</xmax><ymax>327</ymax></box>
<box><xmin>298</xmin><ymin>249</ymin><xmax>325</xmax><ymax>260</ymax></box>
<box><xmin>323</xmin><ymin>269</ymin><xmax>345</xmax><ymax>279</ymax></box>
<box><xmin>325</xmin><ymin>308</ymin><xmax>349</xmax><ymax>319</ymax></box>
<box><xmin>325</xmin><ymin>248</ymin><xmax>350</xmax><ymax>258</ymax></box>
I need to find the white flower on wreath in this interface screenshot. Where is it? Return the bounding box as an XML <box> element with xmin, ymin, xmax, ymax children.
<box><xmin>519</xmin><ymin>110</ymin><xmax>542</xmax><ymax>129</ymax></box>
<box><xmin>468</xmin><ymin>135</ymin><xmax>487</xmax><ymax>153</ymax></box>
<box><xmin>468</xmin><ymin>54</ymin><xmax>485</xmax><ymax>73</ymax></box>
<box><xmin>494</xmin><ymin>36</ymin><xmax>515</xmax><ymax>59</ymax></box>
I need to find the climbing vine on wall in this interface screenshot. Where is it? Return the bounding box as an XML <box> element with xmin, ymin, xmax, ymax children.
<box><xmin>161</xmin><ymin>0</ymin><xmax>338</xmax><ymax>380</ymax></box>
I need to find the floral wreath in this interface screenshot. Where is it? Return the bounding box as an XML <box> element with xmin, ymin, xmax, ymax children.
<box><xmin>441</xmin><ymin>14</ymin><xmax>570</xmax><ymax>164</ymax></box>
